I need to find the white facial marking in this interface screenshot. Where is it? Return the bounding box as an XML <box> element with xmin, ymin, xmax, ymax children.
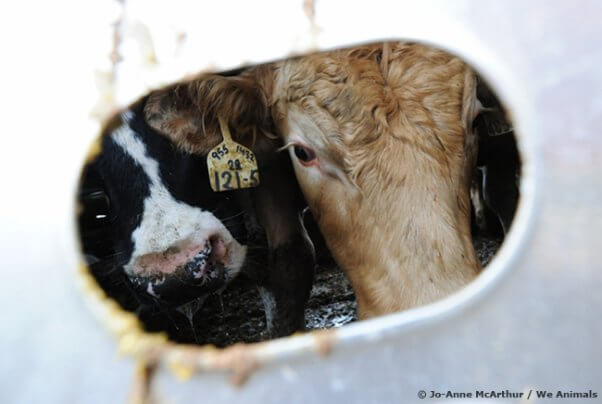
<box><xmin>111</xmin><ymin>115</ymin><xmax>246</xmax><ymax>278</ymax></box>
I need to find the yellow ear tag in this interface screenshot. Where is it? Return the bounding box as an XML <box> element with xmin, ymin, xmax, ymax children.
<box><xmin>207</xmin><ymin>116</ymin><xmax>260</xmax><ymax>192</ymax></box>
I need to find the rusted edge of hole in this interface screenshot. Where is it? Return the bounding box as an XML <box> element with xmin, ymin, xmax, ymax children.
<box><xmin>74</xmin><ymin>26</ymin><xmax>537</xmax><ymax>387</ymax></box>
<box><xmin>76</xmin><ymin>257</ymin><xmax>341</xmax><ymax>387</ymax></box>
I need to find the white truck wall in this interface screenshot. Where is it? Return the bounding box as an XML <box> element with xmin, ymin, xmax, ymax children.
<box><xmin>1</xmin><ymin>1</ymin><xmax>600</xmax><ymax>403</ymax></box>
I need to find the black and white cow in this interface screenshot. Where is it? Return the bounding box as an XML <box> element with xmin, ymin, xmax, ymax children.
<box><xmin>79</xmin><ymin>85</ymin><xmax>315</xmax><ymax>338</ymax></box>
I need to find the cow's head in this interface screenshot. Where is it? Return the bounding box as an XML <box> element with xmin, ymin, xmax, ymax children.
<box><xmin>271</xmin><ymin>44</ymin><xmax>483</xmax><ymax>317</ymax></box>
<box><xmin>86</xmin><ymin>102</ymin><xmax>250</xmax><ymax>308</ymax></box>
<box><xmin>136</xmin><ymin>71</ymin><xmax>315</xmax><ymax>336</ymax></box>
<box><xmin>140</xmin><ymin>43</ymin><xmax>482</xmax><ymax>318</ymax></box>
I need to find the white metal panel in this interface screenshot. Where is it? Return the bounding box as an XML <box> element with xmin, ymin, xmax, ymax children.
<box><xmin>0</xmin><ymin>1</ymin><xmax>600</xmax><ymax>403</ymax></box>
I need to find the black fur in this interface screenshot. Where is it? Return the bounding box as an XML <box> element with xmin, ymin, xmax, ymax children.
<box><xmin>79</xmin><ymin>98</ymin><xmax>315</xmax><ymax>342</ymax></box>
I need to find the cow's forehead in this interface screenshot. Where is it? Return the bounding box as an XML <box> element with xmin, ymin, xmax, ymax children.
<box><xmin>273</xmin><ymin>42</ymin><xmax>469</xmax><ymax>185</ymax></box>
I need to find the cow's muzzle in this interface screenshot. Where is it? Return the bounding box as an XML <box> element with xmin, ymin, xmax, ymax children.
<box><xmin>128</xmin><ymin>238</ymin><xmax>228</xmax><ymax>306</ymax></box>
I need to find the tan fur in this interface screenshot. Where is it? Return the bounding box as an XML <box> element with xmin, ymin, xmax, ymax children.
<box><xmin>267</xmin><ymin>42</ymin><xmax>481</xmax><ymax>317</ymax></box>
<box><xmin>144</xmin><ymin>67</ymin><xmax>277</xmax><ymax>159</ymax></box>
<box><xmin>143</xmin><ymin>42</ymin><xmax>481</xmax><ymax>319</ymax></box>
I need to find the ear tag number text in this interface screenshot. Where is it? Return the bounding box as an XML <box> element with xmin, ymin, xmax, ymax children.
<box><xmin>207</xmin><ymin>116</ymin><xmax>260</xmax><ymax>192</ymax></box>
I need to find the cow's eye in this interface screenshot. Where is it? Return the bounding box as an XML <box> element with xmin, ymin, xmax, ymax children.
<box><xmin>293</xmin><ymin>145</ymin><xmax>316</xmax><ymax>165</ymax></box>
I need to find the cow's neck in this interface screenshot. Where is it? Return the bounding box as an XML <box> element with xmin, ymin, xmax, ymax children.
<box><xmin>341</xmin><ymin>180</ymin><xmax>480</xmax><ymax>319</ymax></box>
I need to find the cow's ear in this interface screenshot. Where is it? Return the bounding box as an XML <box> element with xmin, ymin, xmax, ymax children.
<box><xmin>474</xmin><ymin>77</ymin><xmax>513</xmax><ymax>137</ymax></box>
<box><xmin>144</xmin><ymin>67</ymin><xmax>275</xmax><ymax>154</ymax></box>
<box><xmin>460</xmin><ymin>69</ymin><xmax>482</xmax><ymax>169</ymax></box>
<box><xmin>461</xmin><ymin>69</ymin><xmax>483</xmax><ymax>131</ymax></box>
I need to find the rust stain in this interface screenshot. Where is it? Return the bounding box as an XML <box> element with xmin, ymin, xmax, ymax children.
<box><xmin>128</xmin><ymin>361</ymin><xmax>157</xmax><ymax>404</ymax></box>
<box><xmin>303</xmin><ymin>0</ymin><xmax>315</xmax><ymax>22</ymax></box>
<box><xmin>313</xmin><ymin>328</ymin><xmax>338</xmax><ymax>357</ymax></box>
<box><xmin>83</xmin><ymin>135</ymin><xmax>102</xmax><ymax>165</ymax></box>
<box><xmin>164</xmin><ymin>342</ymin><xmax>263</xmax><ymax>387</ymax></box>
<box><xmin>91</xmin><ymin>2</ymin><xmax>125</xmax><ymax>123</ymax></box>
<box><xmin>302</xmin><ymin>0</ymin><xmax>320</xmax><ymax>52</ymax></box>
<box><xmin>164</xmin><ymin>345</ymin><xmax>211</xmax><ymax>381</ymax></box>
<box><xmin>212</xmin><ymin>343</ymin><xmax>262</xmax><ymax>387</ymax></box>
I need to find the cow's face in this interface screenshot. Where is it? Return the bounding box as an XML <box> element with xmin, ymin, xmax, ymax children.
<box><xmin>135</xmin><ymin>72</ymin><xmax>317</xmax><ymax>337</ymax></box>
<box><xmin>90</xmin><ymin>108</ymin><xmax>247</xmax><ymax>307</ymax></box>
<box><xmin>270</xmin><ymin>43</ymin><xmax>482</xmax><ymax>317</ymax></box>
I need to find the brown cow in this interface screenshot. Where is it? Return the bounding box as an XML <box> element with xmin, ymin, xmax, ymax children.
<box><xmin>145</xmin><ymin>42</ymin><xmax>482</xmax><ymax>320</ymax></box>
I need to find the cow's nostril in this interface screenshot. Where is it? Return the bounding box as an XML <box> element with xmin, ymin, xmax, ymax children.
<box><xmin>127</xmin><ymin>238</ymin><xmax>228</xmax><ymax>306</ymax></box>
<box><xmin>164</xmin><ymin>246</ymin><xmax>180</xmax><ymax>256</ymax></box>
<box><xmin>209</xmin><ymin>235</ymin><xmax>227</xmax><ymax>265</ymax></box>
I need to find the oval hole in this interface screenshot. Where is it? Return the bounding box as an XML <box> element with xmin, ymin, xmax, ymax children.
<box><xmin>76</xmin><ymin>40</ymin><xmax>526</xmax><ymax>350</ymax></box>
